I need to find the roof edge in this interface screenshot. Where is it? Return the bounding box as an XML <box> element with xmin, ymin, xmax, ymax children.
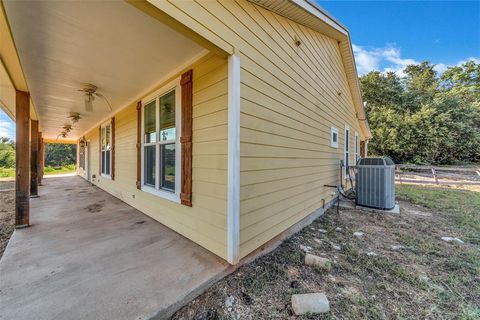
<box><xmin>248</xmin><ymin>0</ymin><xmax>372</xmax><ymax>138</ymax></box>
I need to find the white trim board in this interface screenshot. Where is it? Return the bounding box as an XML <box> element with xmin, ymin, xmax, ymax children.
<box><xmin>227</xmin><ymin>54</ymin><xmax>240</xmax><ymax>265</ymax></box>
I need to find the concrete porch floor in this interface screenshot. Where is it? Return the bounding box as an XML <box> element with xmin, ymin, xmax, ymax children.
<box><xmin>0</xmin><ymin>176</ymin><xmax>229</xmax><ymax>320</ymax></box>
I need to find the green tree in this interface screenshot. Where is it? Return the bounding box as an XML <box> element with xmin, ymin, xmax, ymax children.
<box><xmin>359</xmin><ymin>71</ymin><xmax>404</xmax><ymax>113</ymax></box>
<box><xmin>0</xmin><ymin>137</ymin><xmax>16</xmax><ymax>168</ymax></box>
<box><xmin>360</xmin><ymin>60</ymin><xmax>480</xmax><ymax>164</ymax></box>
<box><xmin>45</xmin><ymin>143</ymin><xmax>76</xmax><ymax>167</ymax></box>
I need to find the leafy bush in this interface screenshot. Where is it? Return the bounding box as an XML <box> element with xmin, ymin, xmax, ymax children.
<box><xmin>0</xmin><ymin>137</ymin><xmax>15</xmax><ymax>168</ymax></box>
<box><xmin>0</xmin><ymin>167</ymin><xmax>15</xmax><ymax>178</ymax></box>
<box><xmin>360</xmin><ymin>60</ymin><xmax>480</xmax><ymax>164</ymax></box>
<box><xmin>45</xmin><ymin>143</ymin><xmax>76</xmax><ymax>167</ymax></box>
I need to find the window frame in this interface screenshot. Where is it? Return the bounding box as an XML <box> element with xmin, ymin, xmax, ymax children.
<box><xmin>354</xmin><ymin>132</ymin><xmax>360</xmax><ymax>164</ymax></box>
<box><xmin>344</xmin><ymin>125</ymin><xmax>350</xmax><ymax>177</ymax></box>
<box><xmin>330</xmin><ymin>126</ymin><xmax>339</xmax><ymax>148</ymax></box>
<box><xmin>100</xmin><ymin>121</ymin><xmax>112</xmax><ymax>179</ymax></box>
<box><xmin>140</xmin><ymin>78</ymin><xmax>182</xmax><ymax>203</ymax></box>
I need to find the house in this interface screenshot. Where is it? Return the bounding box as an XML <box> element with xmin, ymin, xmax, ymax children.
<box><xmin>1</xmin><ymin>0</ymin><xmax>370</xmax><ymax>265</ymax></box>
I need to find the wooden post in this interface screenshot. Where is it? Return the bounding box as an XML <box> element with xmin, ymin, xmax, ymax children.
<box><xmin>30</xmin><ymin>120</ymin><xmax>39</xmax><ymax>197</ymax></box>
<box><xmin>15</xmin><ymin>90</ymin><xmax>30</xmax><ymax>228</ymax></box>
<box><xmin>41</xmin><ymin>139</ymin><xmax>45</xmax><ymax>181</ymax></box>
<box><xmin>38</xmin><ymin>132</ymin><xmax>43</xmax><ymax>185</ymax></box>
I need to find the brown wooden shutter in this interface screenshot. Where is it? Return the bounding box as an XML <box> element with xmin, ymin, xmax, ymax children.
<box><xmin>360</xmin><ymin>140</ymin><xmax>366</xmax><ymax>158</ymax></box>
<box><xmin>180</xmin><ymin>69</ymin><xmax>193</xmax><ymax>206</ymax></box>
<box><xmin>136</xmin><ymin>101</ymin><xmax>142</xmax><ymax>189</ymax></box>
<box><xmin>98</xmin><ymin>126</ymin><xmax>101</xmax><ymax>175</ymax></box>
<box><xmin>111</xmin><ymin>117</ymin><xmax>115</xmax><ymax>180</ymax></box>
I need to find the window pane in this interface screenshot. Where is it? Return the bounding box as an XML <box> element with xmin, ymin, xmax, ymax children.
<box><xmin>144</xmin><ymin>145</ymin><xmax>156</xmax><ymax>187</ymax></box>
<box><xmin>345</xmin><ymin>131</ymin><xmax>349</xmax><ymax>151</ymax></box>
<box><xmin>161</xmin><ymin>143</ymin><xmax>175</xmax><ymax>191</ymax></box>
<box><xmin>101</xmin><ymin>151</ymin><xmax>105</xmax><ymax>174</ymax></box>
<box><xmin>101</xmin><ymin>127</ymin><xmax>106</xmax><ymax>150</ymax></box>
<box><xmin>159</xmin><ymin>90</ymin><xmax>176</xmax><ymax>141</ymax></box>
<box><xmin>105</xmin><ymin>125</ymin><xmax>111</xmax><ymax>148</ymax></box>
<box><xmin>105</xmin><ymin>150</ymin><xmax>110</xmax><ymax>175</ymax></box>
<box><xmin>144</xmin><ymin>101</ymin><xmax>156</xmax><ymax>144</ymax></box>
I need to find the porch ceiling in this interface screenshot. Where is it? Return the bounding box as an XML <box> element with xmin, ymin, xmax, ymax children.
<box><xmin>3</xmin><ymin>0</ymin><xmax>206</xmax><ymax>141</ymax></box>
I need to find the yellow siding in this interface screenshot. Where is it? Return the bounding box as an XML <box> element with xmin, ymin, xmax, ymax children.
<box><xmin>153</xmin><ymin>0</ymin><xmax>365</xmax><ymax>258</ymax></box>
<box><xmin>78</xmin><ymin>53</ymin><xmax>228</xmax><ymax>259</ymax></box>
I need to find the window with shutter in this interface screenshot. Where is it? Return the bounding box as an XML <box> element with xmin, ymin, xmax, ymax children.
<box><xmin>100</xmin><ymin>122</ymin><xmax>112</xmax><ymax>178</ymax></box>
<box><xmin>111</xmin><ymin>117</ymin><xmax>115</xmax><ymax>180</ymax></box>
<box><xmin>136</xmin><ymin>101</ymin><xmax>142</xmax><ymax>189</ymax></box>
<box><xmin>139</xmin><ymin>76</ymin><xmax>186</xmax><ymax>204</ymax></box>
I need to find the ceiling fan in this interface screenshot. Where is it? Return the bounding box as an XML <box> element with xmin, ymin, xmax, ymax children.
<box><xmin>67</xmin><ymin>112</ymin><xmax>82</xmax><ymax>123</ymax></box>
<box><xmin>78</xmin><ymin>84</ymin><xmax>112</xmax><ymax>112</ymax></box>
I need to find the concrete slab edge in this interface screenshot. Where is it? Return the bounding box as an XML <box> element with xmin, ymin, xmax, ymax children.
<box><xmin>150</xmin><ymin>197</ymin><xmax>338</xmax><ymax>319</ymax></box>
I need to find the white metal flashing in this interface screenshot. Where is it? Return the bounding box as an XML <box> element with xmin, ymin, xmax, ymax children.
<box><xmin>292</xmin><ymin>0</ymin><xmax>348</xmax><ymax>35</ymax></box>
<box><xmin>227</xmin><ymin>53</ymin><xmax>241</xmax><ymax>265</ymax></box>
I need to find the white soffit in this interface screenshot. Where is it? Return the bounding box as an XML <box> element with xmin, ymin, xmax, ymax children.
<box><xmin>3</xmin><ymin>0</ymin><xmax>205</xmax><ymax>140</ymax></box>
<box><xmin>0</xmin><ymin>59</ymin><xmax>15</xmax><ymax>121</ymax></box>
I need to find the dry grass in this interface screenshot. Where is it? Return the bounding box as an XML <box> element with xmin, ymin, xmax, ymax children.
<box><xmin>0</xmin><ymin>181</ymin><xmax>15</xmax><ymax>259</ymax></box>
<box><xmin>173</xmin><ymin>185</ymin><xmax>480</xmax><ymax>320</ymax></box>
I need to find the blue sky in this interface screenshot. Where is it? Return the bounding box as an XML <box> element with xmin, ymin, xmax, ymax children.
<box><xmin>0</xmin><ymin>111</ymin><xmax>15</xmax><ymax>141</ymax></box>
<box><xmin>1</xmin><ymin>1</ymin><xmax>479</xmax><ymax>140</ymax></box>
<box><xmin>319</xmin><ymin>0</ymin><xmax>480</xmax><ymax>75</ymax></box>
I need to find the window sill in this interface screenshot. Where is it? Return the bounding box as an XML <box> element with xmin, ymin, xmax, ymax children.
<box><xmin>100</xmin><ymin>174</ymin><xmax>112</xmax><ymax>180</ymax></box>
<box><xmin>141</xmin><ymin>185</ymin><xmax>180</xmax><ymax>203</ymax></box>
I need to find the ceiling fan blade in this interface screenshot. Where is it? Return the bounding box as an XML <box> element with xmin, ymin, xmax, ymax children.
<box><xmin>85</xmin><ymin>99</ymin><xmax>93</xmax><ymax>112</ymax></box>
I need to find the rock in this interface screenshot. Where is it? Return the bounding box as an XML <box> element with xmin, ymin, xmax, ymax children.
<box><xmin>300</xmin><ymin>245</ymin><xmax>313</xmax><ymax>252</ymax></box>
<box><xmin>290</xmin><ymin>280</ymin><xmax>300</xmax><ymax>288</ymax></box>
<box><xmin>366</xmin><ymin>251</ymin><xmax>377</xmax><ymax>256</ymax></box>
<box><xmin>318</xmin><ymin>228</ymin><xmax>328</xmax><ymax>233</ymax></box>
<box><xmin>313</xmin><ymin>238</ymin><xmax>322</xmax><ymax>244</ymax></box>
<box><xmin>353</xmin><ymin>232</ymin><xmax>364</xmax><ymax>237</ymax></box>
<box><xmin>441</xmin><ymin>236</ymin><xmax>464</xmax><ymax>244</ymax></box>
<box><xmin>225</xmin><ymin>295</ymin><xmax>235</xmax><ymax>308</ymax></box>
<box><xmin>305</xmin><ymin>253</ymin><xmax>332</xmax><ymax>271</ymax></box>
<box><xmin>390</xmin><ymin>245</ymin><xmax>404</xmax><ymax>250</ymax></box>
<box><xmin>291</xmin><ymin>293</ymin><xmax>330</xmax><ymax>315</ymax></box>
<box><xmin>335</xmin><ymin>227</ymin><xmax>342</xmax><ymax>232</ymax></box>
<box><xmin>329</xmin><ymin>242</ymin><xmax>341</xmax><ymax>251</ymax></box>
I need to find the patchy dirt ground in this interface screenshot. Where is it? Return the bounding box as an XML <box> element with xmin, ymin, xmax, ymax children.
<box><xmin>172</xmin><ymin>186</ymin><xmax>480</xmax><ymax>320</ymax></box>
<box><xmin>0</xmin><ymin>181</ymin><xmax>15</xmax><ymax>259</ymax></box>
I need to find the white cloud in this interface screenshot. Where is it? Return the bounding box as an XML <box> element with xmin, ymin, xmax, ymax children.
<box><xmin>352</xmin><ymin>43</ymin><xmax>479</xmax><ymax>77</ymax></box>
<box><xmin>433</xmin><ymin>63</ymin><xmax>448</xmax><ymax>74</ymax></box>
<box><xmin>352</xmin><ymin>44</ymin><xmax>419</xmax><ymax>76</ymax></box>
<box><xmin>352</xmin><ymin>44</ymin><xmax>381</xmax><ymax>75</ymax></box>
<box><xmin>0</xmin><ymin>120</ymin><xmax>13</xmax><ymax>139</ymax></box>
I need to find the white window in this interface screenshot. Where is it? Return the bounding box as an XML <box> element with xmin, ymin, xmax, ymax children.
<box><xmin>330</xmin><ymin>127</ymin><xmax>339</xmax><ymax>148</ymax></box>
<box><xmin>141</xmin><ymin>79</ymin><xmax>181</xmax><ymax>202</ymax></box>
<box><xmin>100</xmin><ymin>123</ymin><xmax>112</xmax><ymax>178</ymax></box>
<box><xmin>344</xmin><ymin>125</ymin><xmax>350</xmax><ymax>174</ymax></box>
<box><xmin>354</xmin><ymin>132</ymin><xmax>360</xmax><ymax>163</ymax></box>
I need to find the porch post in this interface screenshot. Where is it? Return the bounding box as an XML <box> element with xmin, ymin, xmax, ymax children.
<box><xmin>38</xmin><ymin>132</ymin><xmax>43</xmax><ymax>185</ymax></box>
<box><xmin>30</xmin><ymin>120</ymin><xmax>39</xmax><ymax>197</ymax></box>
<box><xmin>227</xmin><ymin>53</ymin><xmax>240</xmax><ymax>264</ymax></box>
<box><xmin>40</xmin><ymin>139</ymin><xmax>45</xmax><ymax>181</ymax></box>
<box><xmin>15</xmin><ymin>90</ymin><xmax>30</xmax><ymax>228</ymax></box>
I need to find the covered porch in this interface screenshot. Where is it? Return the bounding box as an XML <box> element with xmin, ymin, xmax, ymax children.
<box><xmin>0</xmin><ymin>175</ymin><xmax>229</xmax><ymax>320</ymax></box>
<box><xmin>1</xmin><ymin>0</ymin><xmax>234</xmax><ymax>262</ymax></box>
